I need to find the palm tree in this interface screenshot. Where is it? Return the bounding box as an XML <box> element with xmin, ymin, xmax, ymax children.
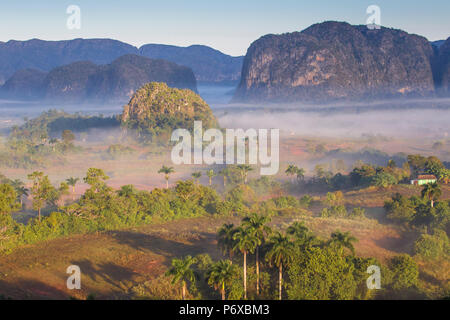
<box><xmin>242</xmin><ymin>213</ymin><xmax>272</xmax><ymax>296</ymax></box>
<box><xmin>117</xmin><ymin>185</ymin><xmax>137</xmax><ymax>198</ymax></box>
<box><xmin>237</xmin><ymin>165</ymin><xmax>253</xmax><ymax>184</ymax></box>
<box><xmin>165</xmin><ymin>256</ymin><xmax>197</xmax><ymax>300</ymax></box>
<box><xmin>265</xmin><ymin>232</ymin><xmax>294</xmax><ymax>300</ymax></box>
<box><xmin>296</xmin><ymin>168</ymin><xmax>305</xmax><ymax>181</ymax></box>
<box><xmin>219</xmin><ymin>167</ymin><xmax>230</xmax><ymax>188</ymax></box>
<box><xmin>217</xmin><ymin>224</ymin><xmax>237</xmax><ymax>262</ymax></box>
<box><xmin>158</xmin><ymin>166</ymin><xmax>175</xmax><ymax>189</ymax></box>
<box><xmin>49</xmin><ymin>138</ymin><xmax>59</xmax><ymax>152</ymax></box>
<box><xmin>66</xmin><ymin>177</ymin><xmax>80</xmax><ymax>200</ymax></box>
<box><xmin>232</xmin><ymin>226</ymin><xmax>258</xmax><ymax>299</ymax></box>
<box><xmin>10</xmin><ymin>179</ymin><xmax>28</xmax><ymax>206</ymax></box>
<box><xmin>16</xmin><ymin>186</ymin><xmax>29</xmax><ymax>206</ymax></box>
<box><xmin>421</xmin><ymin>182</ymin><xmax>441</xmax><ymax>208</ymax></box>
<box><xmin>328</xmin><ymin>230</ymin><xmax>358</xmax><ymax>255</ymax></box>
<box><xmin>287</xmin><ymin>221</ymin><xmax>317</xmax><ymax>248</ymax></box>
<box><xmin>207</xmin><ymin>260</ymin><xmax>238</xmax><ymax>300</ymax></box>
<box><xmin>206</xmin><ymin>169</ymin><xmax>216</xmax><ymax>186</ymax></box>
<box><xmin>285</xmin><ymin>165</ymin><xmax>299</xmax><ymax>182</ymax></box>
<box><xmin>191</xmin><ymin>171</ymin><xmax>202</xmax><ymax>185</ymax></box>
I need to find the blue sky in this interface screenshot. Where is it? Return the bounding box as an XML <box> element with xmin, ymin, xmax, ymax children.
<box><xmin>0</xmin><ymin>0</ymin><xmax>449</xmax><ymax>56</ymax></box>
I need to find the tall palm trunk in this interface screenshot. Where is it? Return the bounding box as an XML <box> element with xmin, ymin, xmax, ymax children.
<box><xmin>166</xmin><ymin>178</ymin><xmax>169</xmax><ymax>189</ymax></box>
<box><xmin>182</xmin><ymin>281</ymin><xmax>186</xmax><ymax>300</ymax></box>
<box><xmin>221</xmin><ymin>283</ymin><xmax>225</xmax><ymax>300</ymax></box>
<box><xmin>223</xmin><ymin>176</ymin><xmax>227</xmax><ymax>187</ymax></box>
<box><xmin>72</xmin><ymin>186</ymin><xmax>76</xmax><ymax>201</ymax></box>
<box><xmin>38</xmin><ymin>207</ymin><xmax>41</xmax><ymax>222</ymax></box>
<box><xmin>256</xmin><ymin>246</ymin><xmax>260</xmax><ymax>296</ymax></box>
<box><xmin>243</xmin><ymin>251</ymin><xmax>247</xmax><ymax>299</ymax></box>
<box><xmin>278</xmin><ymin>262</ymin><xmax>283</xmax><ymax>300</ymax></box>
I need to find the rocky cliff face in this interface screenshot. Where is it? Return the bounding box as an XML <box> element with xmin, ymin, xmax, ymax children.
<box><xmin>0</xmin><ymin>55</ymin><xmax>197</xmax><ymax>102</ymax></box>
<box><xmin>433</xmin><ymin>37</ymin><xmax>450</xmax><ymax>94</ymax></box>
<box><xmin>234</xmin><ymin>21</ymin><xmax>437</xmax><ymax>103</ymax></box>
<box><xmin>43</xmin><ymin>61</ymin><xmax>99</xmax><ymax>101</ymax></box>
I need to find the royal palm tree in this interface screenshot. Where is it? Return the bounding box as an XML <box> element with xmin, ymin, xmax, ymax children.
<box><xmin>237</xmin><ymin>165</ymin><xmax>253</xmax><ymax>184</ymax></box>
<box><xmin>285</xmin><ymin>165</ymin><xmax>299</xmax><ymax>182</ymax></box>
<box><xmin>10</xmin><ymin>179</ymin><xmax>28</xmax><ymax>206</ymax></box>
<box><xmin>49</xmin><ymin>138</ymin><xmax>59</xmax><ymax>152</ymax></box>
<box><xmin>233</xmin><ymin>226</ymin><xmax>259</xmax><ymax>299</ymax></box>
<box><xmin>296</xmin><ymin>168</ymin><xmax>305</xmax><ymax>181</ymax></box>
<box><xmin>217</xmin><ymin>224</ymin><xmax>237</xmax><ymax>262</ymax></box>
<box><xmin>15</xmin><ymin>186</ymin><xmax>29</xmax><ymax>206</ymax></box>
<box><xmin>191</xmin><ymin>171</ymin><xmax>202</xmax><ymax>185</ymax></box>
<box><xmin>219</xmin><ymin>167</ymin><xmax>230</xmax><ymax>187</ymax></box>
<box><xmin>421</xmin><ymin>182</ymin><xmax>441</xmax><ymax>208</ymax></box>
<box><xmin>287</xmin><ymin>221</ymin><xmax>309</xmax><ymax>239</ymax></box>
<box><xmin>117</xmin><ymin>185</ymin><xmax>137</xmax><ymax>198</ymax></box>
<box><xmin>207</xmin><ymin>260</ymin><xmax>238</xmax><ymax>300</ymax></box>
<box><xmin>287</xmin><ymin>221</ymin><xmax>317</xmax><ymax>248</ymax></box>
<box><xmin>265</xmin><ymin>232</ymin><xmax>294</xmax><ymax>300</ymax></box>
<box><xmin>206</xmin><ymin>169</ymin><xmax>216</xmax><ymax>186</ymax></box>
<box><xmin>158</xmin><ymin>166</ymin><xmax>175</xmax><ymax>189</ymax></box>
<box><xmin>242</xmin><ymin>213</ymin><xmax>272</xmax><ymax>296</ymax></box>
<box><xmin>165</xmin><ymin>256</ymin><xmax>197</xmax><ymax>300</ymax></box>
<box><xmin>66</xmin><ymin>177</ymin><xmax>80</xmax><ymax>200</ymax></box>
<box><xmin>329</xmin><ymin>230</ymin><xmax>358</xmax><ymax>255</ymax></box>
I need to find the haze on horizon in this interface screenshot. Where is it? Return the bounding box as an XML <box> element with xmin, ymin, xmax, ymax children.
<box><xmin>0</xmin><ymin>0</ymin><xmax>449</xmax><ymax>56</ymax></box>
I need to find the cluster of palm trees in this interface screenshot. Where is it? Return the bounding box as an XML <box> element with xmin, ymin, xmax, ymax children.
<box><xmin>165</xmin><ymin>213</ymin><xmax>359</xmax><ymax>301</ymax></box>
<box><xmin>157</xmin><ymin>164</ymin><xmax>255</xmax><ymax>190</ymax></box>
<box><xmin>10</xmin><ymin>176</ymin><xmax>81</xmax><ymax>206</ymax></box>
<box><xmin>285</xmin><ymin>164</ymin><xmax>305</xmax><ymax>182</ymax></box>
<box><xmin>218</xmin><ymin>216</ymin><xmax>315</xmax><ymax>300</ymax></box>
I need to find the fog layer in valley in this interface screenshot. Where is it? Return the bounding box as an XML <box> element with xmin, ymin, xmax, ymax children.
<box><xmin>1</xmin><ymin>84</ymin><xmax>449</xmax><ymax>142</ymax></box>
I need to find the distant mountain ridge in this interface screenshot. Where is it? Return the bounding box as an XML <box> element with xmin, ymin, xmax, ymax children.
<box><xmin>0</xmin><ymin>54</ymin><xmax>197</xmax><ymax>103</ymax></box>
<box><xmin>234</xmin><ymin>21</ymin><xmax>450</xmax><ymax>103</ymax></box>
<box><xmin>0</xmin><ymin>38</ymin><xmax>138</xmax><ymax>84</ymax></box>
<box><xmin>0</xmin><ymin>38</ymin><xmax>243</xmax><ymax>85</ymax></box>
<box><xmin>139</xmin><ymin>44</ymin><xmax>243</xmax><ymax>84</ymax></box>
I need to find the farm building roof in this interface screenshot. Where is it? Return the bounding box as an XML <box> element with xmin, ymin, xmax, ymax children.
<box><xmin>416</xmin><ymin>175</ymin><xmax>437</xmax><ymax>180</ymax></box>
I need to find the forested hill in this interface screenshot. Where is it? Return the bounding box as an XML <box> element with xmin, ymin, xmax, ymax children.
<box><xmin>139</xmin><ymin>44</ymin><xmax>244</xmax><ymax>84</ymax></box>
<box><xmin>0</xmin><ymin>55</ymin><xmax>198</xmax><ymax>103</ymax></box>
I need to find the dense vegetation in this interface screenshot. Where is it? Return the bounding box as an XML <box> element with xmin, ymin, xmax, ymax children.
<box><xmin>287</xmin><ymin>154</ymin><xmax>450</xmax><ymax>193</ymax></box>
<box><xmin>162</xmin><ymin>215</ymin><xmax>428</xmax><ymax>300</ymax></box>
<box><xmin>120</xmin><ymin>82</ymin><xmax>218</xmax><ymax>143</ymax></box>
<box><xmin>0</xmin><ymin>110</ymin><xmax>118</xmax><ymax>168</ymax></box>
<box><xmin>0</xmin><ymin>159</ymin><xmax>448</xmax><ymax>300</ymax></box>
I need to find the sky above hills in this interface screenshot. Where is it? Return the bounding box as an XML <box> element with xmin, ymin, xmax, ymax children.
<box><xmin>0</xmin><ymin>0</ymin><xmax>449</xmax><ymax>56</ymax></box>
